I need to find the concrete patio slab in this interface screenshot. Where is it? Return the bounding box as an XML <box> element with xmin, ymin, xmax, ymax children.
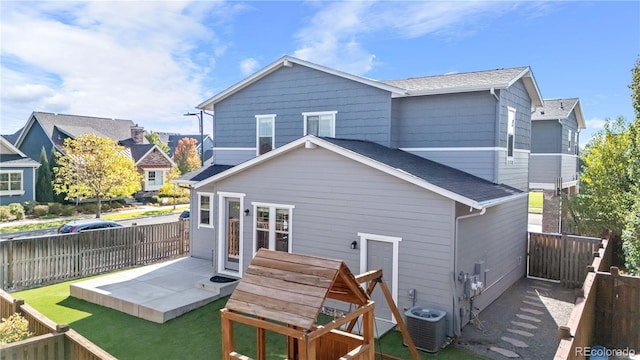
<box><xmin>70</xmin><ymin>257</ymin><xmax>238</xmax><ymax>323</ymax></box>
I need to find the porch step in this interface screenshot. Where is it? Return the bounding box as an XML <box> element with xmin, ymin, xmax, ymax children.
<box><xmin>195</xmin><ymin>278</ymin><xmax>238</xmax><ymax>298</ymax></box>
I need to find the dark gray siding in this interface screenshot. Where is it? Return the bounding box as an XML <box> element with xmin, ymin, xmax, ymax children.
<box><xmin>529</xmin><ymin>155</ymin><xmax>561</xmax><ymax>184</ymax></box>
<box><xmin>0</xmin><ymin>166</ymin><xmax>37</xmax><ymax>204</ymax></box>
<box><xmin>18</xmin><ymin>121</ymin><xmax>54</xmax><ymax>163</ymax></box>
<box><xmin>455</xmin><ymin>196</ymin><xmax>528</xmax><ymax>327</ymax></box>
<box><xmin>561</xmin><ymin>111</ymin><xmax>579</xmax><ymax>155</ymax></box>
<box><xmin>497</xmin><ymin>80</ymin><xmax>532</xmax><ymax>190</ymax></box>
<box><xmin>531</xmin><ymin>120</ymin><xmax>562</xmax><ymax>153</ymax></box>
<box><xmin>561</xmin><ymin>154</ymin><xmax>579</xmax><ymax>182</ymax></box>
<box><xmin>213</xmin><ymin>64</ymin><xmax>392</xmax><ymax>152</ymax></box>
<box><xmin>392</xmin><ymin>92</ymin><xmax>497</xmax><ymax>148</ymax></box>
<box><xmin>194</xmin><ymin>146</ymin><xmax>458</xmax><ymax>334</ymax></box>
<box><xmin>403</xmin><ymin>149</ymin><xmax>495</xmax><ymax>183</ymax></box>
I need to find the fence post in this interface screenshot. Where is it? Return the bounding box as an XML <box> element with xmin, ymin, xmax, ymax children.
<box><xmin>560</xmin><ymin>233</ymin><xmax>567</xmax><ymax>287</ymax></box>
<box><xmin>13</xmin><ymin>298</ymin><xmax>24</xmax><ymax>314</ymax></box>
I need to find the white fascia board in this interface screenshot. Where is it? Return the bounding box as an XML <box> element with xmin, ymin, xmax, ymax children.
<box><xmin>172</xmin><ymin>179</ymin><xmax>196</xmax><ymax>186</ymax></box>
<box><xmin>574</xmin><ymin>100</ymin><xmax>586</xmax><ymax>129</ymax></box>
<box><xmin>0</xmin><ymin>136</ymin><xmax>27</xmax><ymax>157</ymax></box>
<box><xmin>14</xmin><ymin>113</ymin><xmax>38</xmax><ymax>148</ymax></box>
<box><xmin>196</xmin><ymin>55</ymin><xmax>407</xmax><ymax>110</ymax></box>
<box><xmin>477</xmin><ymin>192</ymin><xmax>528</xmax><ymax>208</ymax></box>
<box><xmin>0</xmin><ymin>162</ymin><xmax>41</xmax><ymax>168</ymax></box>
<box><xmin>394</xmin><ymin>83</ymin><xmax>510</xmax><ymax>98</ymax></box>
<box><xmin>515</xmin><ymin>68</ymin><xmax>543</xmax><ymax>108</ymax></box>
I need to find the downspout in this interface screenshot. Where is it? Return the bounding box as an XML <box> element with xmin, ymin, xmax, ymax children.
<box><xmin>452</xmin><ymin>207</ymin><xmax>486</xmax><ymax>337</ymax></box>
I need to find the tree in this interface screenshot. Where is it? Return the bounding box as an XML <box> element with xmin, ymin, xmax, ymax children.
<box><xmin>158</xmin><ymin>166</ymin><xmax>189</xmax><ymax>209</ymax></box>
<box><xmin>53</xmin><ymin>134</ymin><xmax>141</xmax><ymax>218</ymax></box>
<box><xmin>145</xmin><ymin>132</ymin><xmax>170</xmax><ymax>154</ymax></box>
<box><xmin>36</xmin><ymin>146</ymin><xmax>53</xmax><ymax>203</ymax></box>
<box><xmin>173</xmin><ymin>137</ymin><xmax>201</xmax><ymax>174</ymax></box>
<box><xmin>49</xmin><ymin>146</ymin><xmax>66</xmax><ymax>203</ymax></box>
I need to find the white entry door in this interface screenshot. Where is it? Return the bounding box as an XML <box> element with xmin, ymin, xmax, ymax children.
<box><xmin>218</xmin><ymin>192</ymin><xmax>245</xmax><ymax>277</ymax></box>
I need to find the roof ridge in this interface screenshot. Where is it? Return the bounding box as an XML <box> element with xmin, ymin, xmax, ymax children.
<box><xmin>36</xmin><ymin>111</ymin><xmax>135</xmax><ymax>123</ymax></box>
<box><xmin>384</xmin><ymin>66</ymin><xmax>530</xmax><ymax>82</ymax></box>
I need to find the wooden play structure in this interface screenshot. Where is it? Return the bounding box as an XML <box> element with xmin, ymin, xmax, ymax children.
<box><xmin>220</xmin><ymin>249</ymin><xmax>419</xmax><ymax>360</ymax></box>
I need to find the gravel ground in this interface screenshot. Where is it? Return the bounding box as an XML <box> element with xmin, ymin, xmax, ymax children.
<box><xmin>456</xmin><ymin>277</ymin><xmax>575</xmax><ymax>359</ymax></box>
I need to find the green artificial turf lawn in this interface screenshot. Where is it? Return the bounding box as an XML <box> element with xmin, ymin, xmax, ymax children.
<box><xmin>528</xmin><ymin>191</ymin><xmax>543</xmax><ymax>214</ymax></box>
<box><xmin>12</xmin><ymin>278</ymin><xmax>484</xmax><ymax>360</ymax></box>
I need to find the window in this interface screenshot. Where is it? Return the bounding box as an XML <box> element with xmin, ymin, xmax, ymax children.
<box><xmin>0</xmin><ymin>171</ymin><xmax>23</xmax><ymax>195</ymax></box>
<box><xmin>144</xmin><ymin>170</ymin><xmax>166</xmax><ymax>191</ymax></box>
<box><xmin>568</xmin><ymin>129</ymin><xmax>572</xmax><ymax>152</ymax></box>
<box><xmin>253</xmin><ymin>203</ymin><xmax>294</xmax><ymax>253</ymax></box>
<box><xmin>574</xmin><ymin>132</ymin><xmax>579</xmax><ymax>155</ymax></box>
<box><xmin>507</xmin><ymin>107</ymin><xmax>516</xmax><ymax>160</ymax></box>
<box><xmin>198</xmin><ymin>192</ymin><xmax>214</xmax><ymax>228</ymax></box>
<box><xmin>303</xmin><ymin>111</ymin><xmax>337</xmax><ymax>137</ymax></box>
<box><xmin>256</xmin><ymin>115</ymin><xmax>275</xmax><ymax>155</ymax></box>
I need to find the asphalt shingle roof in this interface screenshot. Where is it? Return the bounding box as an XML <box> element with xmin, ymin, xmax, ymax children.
<box><xmin>180</xmin><ymin>164</ymin><xmax>234</xmax><ymax>182</ymax></box>
<box><xmin>322</xmin><ymin>137</ymin><xmax>522</xmax><ymax>204</ymax></box>
<box><xmin>383</xmin><ymin>67</ymin><xmax>529</xmax><ymax>92</ymax></box>
<box><xmin>532</xmin><ymin>98</ymin><xmax>579</xmax><ymax>120</ymax></box>
<box><xmin>30</xmin><ymin>112</ymin><xmax>139</xmax><ymax>143</ymax></box>
<box><xmin>0</xmin><ymin>154</ymin><xmax>40</xmax><ymax>165</ymax></box>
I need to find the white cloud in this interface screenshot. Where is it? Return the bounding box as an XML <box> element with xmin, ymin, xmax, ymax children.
<box><xmin>293</xmin><ymin>1</ymin><xmax>532</xmax><ymax>75</ymax></box>
<box><xmin>586</xmin><ymin>117</ymin><xmax>606</xmax><ymax>130</ymax></box>
<box><xmin>240</xmin><ymin>58</ymin><xmax>260</xmax><ymax>76</ymax></box>
<box><xmin>0</xmin><ymin>1</ymin><xmax>242</xmax><ymax>135</ymax></box>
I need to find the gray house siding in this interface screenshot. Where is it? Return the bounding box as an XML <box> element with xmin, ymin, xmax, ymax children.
<box><xmin>561</xmin><ymin>111</ymin><xmax>579</xmax><ymax>154</ymax></box>
<box><xmin>18</xmin><ymin>121</ymin><xmax>54</xmax><ymax>163</ymax></box>
<box><xmin>456</xmin><ymin>196</ymin><xmax>528</xmax><ymax>326</ymax></box>
<box><xmin>497</xmin><ymin>150</ymin><xmax>530</xmax><ymax>191</ymax></box>
<box><xmin>0</xmin><ymin>166</ymin><xmax>37</xmax><ymax>204</ymax></box>
<box><xmin>561</xmin><ymin>155</ymin><xmax>579</xmax><ymax>182</ymax></box>
<box><xmin>529</xmin><ymin>155</ymin><xmax>561</xmax><ymax>185</ymax></box>
<box><xmin>212</xmin><ymin>149</ymin><xmax>255</xmax><ymax>166</ymax></box>
<box><xmin>193</xmin><ymin>146</ymin><xmax>460</xmax><ymax>334</ymax></box>
<box><xmin>531</xmin><ymin>120</ymin><xmax>562</xmax><ymax>153</ymax></box>
<box><xmin>497</xmin><ymin>80</ymin><xmax>532</xmax><ymax>150</ymax></box>
<box><xmin>212</xmin><ymin>64</ymin><xmax>392</xmax><ymax>165</ymax></box>
<box><xmin>393</xmin><ymin>92</ymin><xmax>497</xmax><ymax>148</ymax></box>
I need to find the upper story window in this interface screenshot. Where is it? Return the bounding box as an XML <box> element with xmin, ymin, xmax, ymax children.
<box><xmin>0</xmin><ymin>171</ymin><xmax>23</xmax><ymax>195</ymax></box>
<box><xmin>198</xmin><ymin>192</ymin><xmax>214</xmax><ymax>228</ymax></box>
<box><xmin>574</xmin><ymin>132</ymin><xmax>579</xmax><ymax>155</ymax></box>
<box><xmin>568</xmin><ymin>129</ymin><xmax>572</xmax><ymax>152</ymax></box>
<box><xmin>303</xmin><ymin>111</ymin><xmax>337</xmax><ymax>137</ymax></box>
<box><xmin>507</xmin><ymin>107</ymin><xmax>516</xmax><ymax>160</ymax></box>
<box><xmin>256</xmin><ymin>115</ymin><xmax>276</xmax><ymax>155</ymax></box>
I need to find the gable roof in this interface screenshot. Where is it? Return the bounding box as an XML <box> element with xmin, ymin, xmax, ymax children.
<box><xmin>196</xmin><ymin>56</ymin><xmax>408</xmax><ymax>111</ymax></box>
<box><xmin>226</xmin><ymin>248</ymin><xmax>369</xmax><ymax>329</ymax></box>
<box><xmin>196</xmin><ymin>56</ymin><xmax>543</xmax><ymax>111</ymax></box>
<box><xmin>0</xmin><ymin>135</ymin><xmax>27</xmax><ymax>157</ymax></box>
<box><xmin>0</xmin><ymin>136</ymin><xmax>40</xmax><ymax>167</ymax></box>
<box><xmin>532</xmin><ymin>98</ymin><xmax>586</xmax><ymax>129</ymax></box>
<box><xmin>15</xmin><ymin>112</ymin><xmax>141</xmax><ymax>148</ymax></box>
<box><xmin>192</xmin><ymin>136</ymin><xmax>523</xmax><ymax>209</ymax></box>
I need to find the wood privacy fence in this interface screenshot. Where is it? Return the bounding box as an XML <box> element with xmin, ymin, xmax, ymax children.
<box><xmin>0</xmin><ymin>220</ymin><xmax>189</xmax><ymax>291</ymax></box>
<box><xmin>0</xmin><ymin>289</ymin><xmax>116</xmax><ymax>360</ymax></box>
<box><xmin>555</xmin><ymin>236</ymin><xmax>640</xmax><ymax>359</ymax></box>
<box><xmin>528</xmin><ymin>232</ymin><xmax>602</xmax><ymax>288</ymax></box>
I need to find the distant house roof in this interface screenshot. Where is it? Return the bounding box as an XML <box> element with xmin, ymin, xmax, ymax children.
<box><xmin>196</xmin><ymin>55</ymin><xmax>543</xmax><ymax>111</ymax></box>
<box><xmin>15</xmin><ymin>112</ymin><xmax>143</xmax><ymax>148</ymax></box>
<box><xmin>190</xmin><ymin>136</ymin><xmax>523</xmax><ymax>209</ymax></box>
<box><xmin>532</xmin><ymin>98</ymin><xmax>586</xmax><ymax>129</ymax></box>
<box><xmin>2</xmin><ymin>128</ymin><xmax>23</xmax><ymax>145</ymax></box>
<box><xmin>127</xmin><ymin>143</ymin><xmax>155</xmax><ymax>163</ymax></box>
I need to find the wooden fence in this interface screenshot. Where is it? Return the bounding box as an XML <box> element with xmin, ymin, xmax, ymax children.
<box><xmin>555</xmin><ymin>237</ymin><xmax>640</xmax><ymax>359</ymax></box>
<box><xmin>528</xmin><ymin>232</ymin><xmax>602</xmax><ymax>288</ymax></box>
<box><xmin>0</xmin><ymin>220</ymin><xmax>189</xmax><ymax>291</ymax></box>
<box><xmin>0</xmin><ymin>289</ymin><xmax>116</xmax><ymax>360</ymax></box>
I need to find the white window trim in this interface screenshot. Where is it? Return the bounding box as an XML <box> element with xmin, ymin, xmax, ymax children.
<box><xmin>358</xmin><ymin>232</ymin><xmax>402</xmax><ymax>324</ymax></box>
<box><xmin>217</xmin><ymin>192</ymin><xmax>246</xmax><ymax>277</ymax></box>
<box><xmin>255</xmin><ymin>114</ymin><xmax>276</xmax><ymax>156</ymax></box>
<box><xmin>507</xmin><ymin>107</ymin><xmax>516</xmax><ymax>162</ymax></box>
<box><xmin>0</xmin><ymin>170</ymin><xmax>25</xmax><ymax>196</ymax></box>
<box><xmin>568</xmin><ymin>129</ymin><xmax>573</xmax><ymax>151</ymax></box>
<box><xmin>302</xmin><ymin>111</ymin><xmax>337</xmax><ymax>138</ymax></box>
<box><xmin>197</xmin><ymin>192</ymin><xmax>214</xmax><ymax>229</ymax></box>
<box><xmin>252</xmin><ymin>202</ymin><xmax>295</xmax><ymax>255</ymax></box>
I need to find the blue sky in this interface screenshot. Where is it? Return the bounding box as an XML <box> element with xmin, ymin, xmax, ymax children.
<box><xmin>1</xmin><ymin>1</ymin><xmax>638</xmax><ymax>147</ymax></box>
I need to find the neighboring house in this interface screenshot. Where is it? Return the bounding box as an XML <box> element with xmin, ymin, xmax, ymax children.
<box><xmin>176</xmin><ymin>56</ymin><xmax>543</xmax><ymax>337</ymax></box>
<box><xmin>0</xmin><ymin>135</ymin><xmax>40</xmax><ymax>204</ymax></box>
<box><xmin>530</xmin><ymin>98</ymin><xmax>586</xmax><ymax>232</ymax></box>
<box><xmin>160</xmin><ymin>133</ymin><xmax>214</xmax><ymax>165</ymax></box>
<box><xmin>12</xmin><ymin>112</ymin><xmax>173</xmax><ymax>197</ymax></box>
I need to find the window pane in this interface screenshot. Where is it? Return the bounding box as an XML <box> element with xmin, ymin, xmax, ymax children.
<box><xmin>0</xmin><ymin>183</ymin><xmax>7</xmax><ymax>191</ymax></box>
<box><xmin>149</xmin><ymin>171</ymin><xmax>156</xmax><ymax>181</ymax></box>
<box><xmin>275</xmin><ymin>208</ymin><xmax>289</xmax><ymax>252</ymax></box>
<box><xmin>508</xmin><ymin>134</ymin><xmax>514</xmax><ymax>157</ymax></box>
<box><xmin>256</xmin><ymin>207</ymin><xmax>270</xmax><ymax>251</ymax></box>
<box><xmin>259</xmin><ymin>136</ymin><xmax>272</xmax><ymax>155</ymax></box>
<box><xmin>10</xmin><ymin>173</ymin><xmax>20</xmax><ymax>181</ymax></box>
<box><xmin>307</xmin><ymin>116</ymin><xmax>319</xmax><ymax>136</ymax></box>
<box><xmin>200</xmin><ymin>196</ymin><xmax>210</xmax><ymax>225</ymax></box>
<box><xmin>258</xmin><ymin>118</ymin><xmax>273</xmax><ymax>136</ymax></box>
<box><xmin>0</xmin><ymin>174</ymin><xmax>7</xmax><ymax>181</ymax></box>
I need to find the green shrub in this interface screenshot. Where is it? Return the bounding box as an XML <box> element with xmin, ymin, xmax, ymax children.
<box><xmin>61</xmin><ymin>205</ymin><xmax>76</xmax><ymax>217</ymax></box>
<box><xmin>21</xmin><ymin>201</ymin><xmax>38</xmax><ymax>215</ymax></box>
<box><xmin>78</xmin><ymin>203</ymin><xmax>96</xmax><ymax>214</ymax></box>
<box><xmin>33</xmin><ymin>205</ymin><xmax>49</xmax><ymax>218</ymax></box>
<box><xmin>7</xmin><ymin>203</ymin><xmax>24</xmax><ymax>220</ymax></box>
<box><xmin>0</xmin><ymin>313</ymin><xmax>32</xmax><ymax>345</ymax></box>
<box><xmin>0</xmin><ymin>206</ymin><xmax>11</xmax><ymax>222</ymax></box>
<box><xmin>48</xmin><ymin>202</ymin><xmax>63</xmax><ymax>215</ymax></box>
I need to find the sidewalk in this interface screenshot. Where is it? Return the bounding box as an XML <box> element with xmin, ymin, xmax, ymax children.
<box><xmin>0</xmin><ymin>203</ymin><xmax>189</xmax><ymax>229</ymax></box>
